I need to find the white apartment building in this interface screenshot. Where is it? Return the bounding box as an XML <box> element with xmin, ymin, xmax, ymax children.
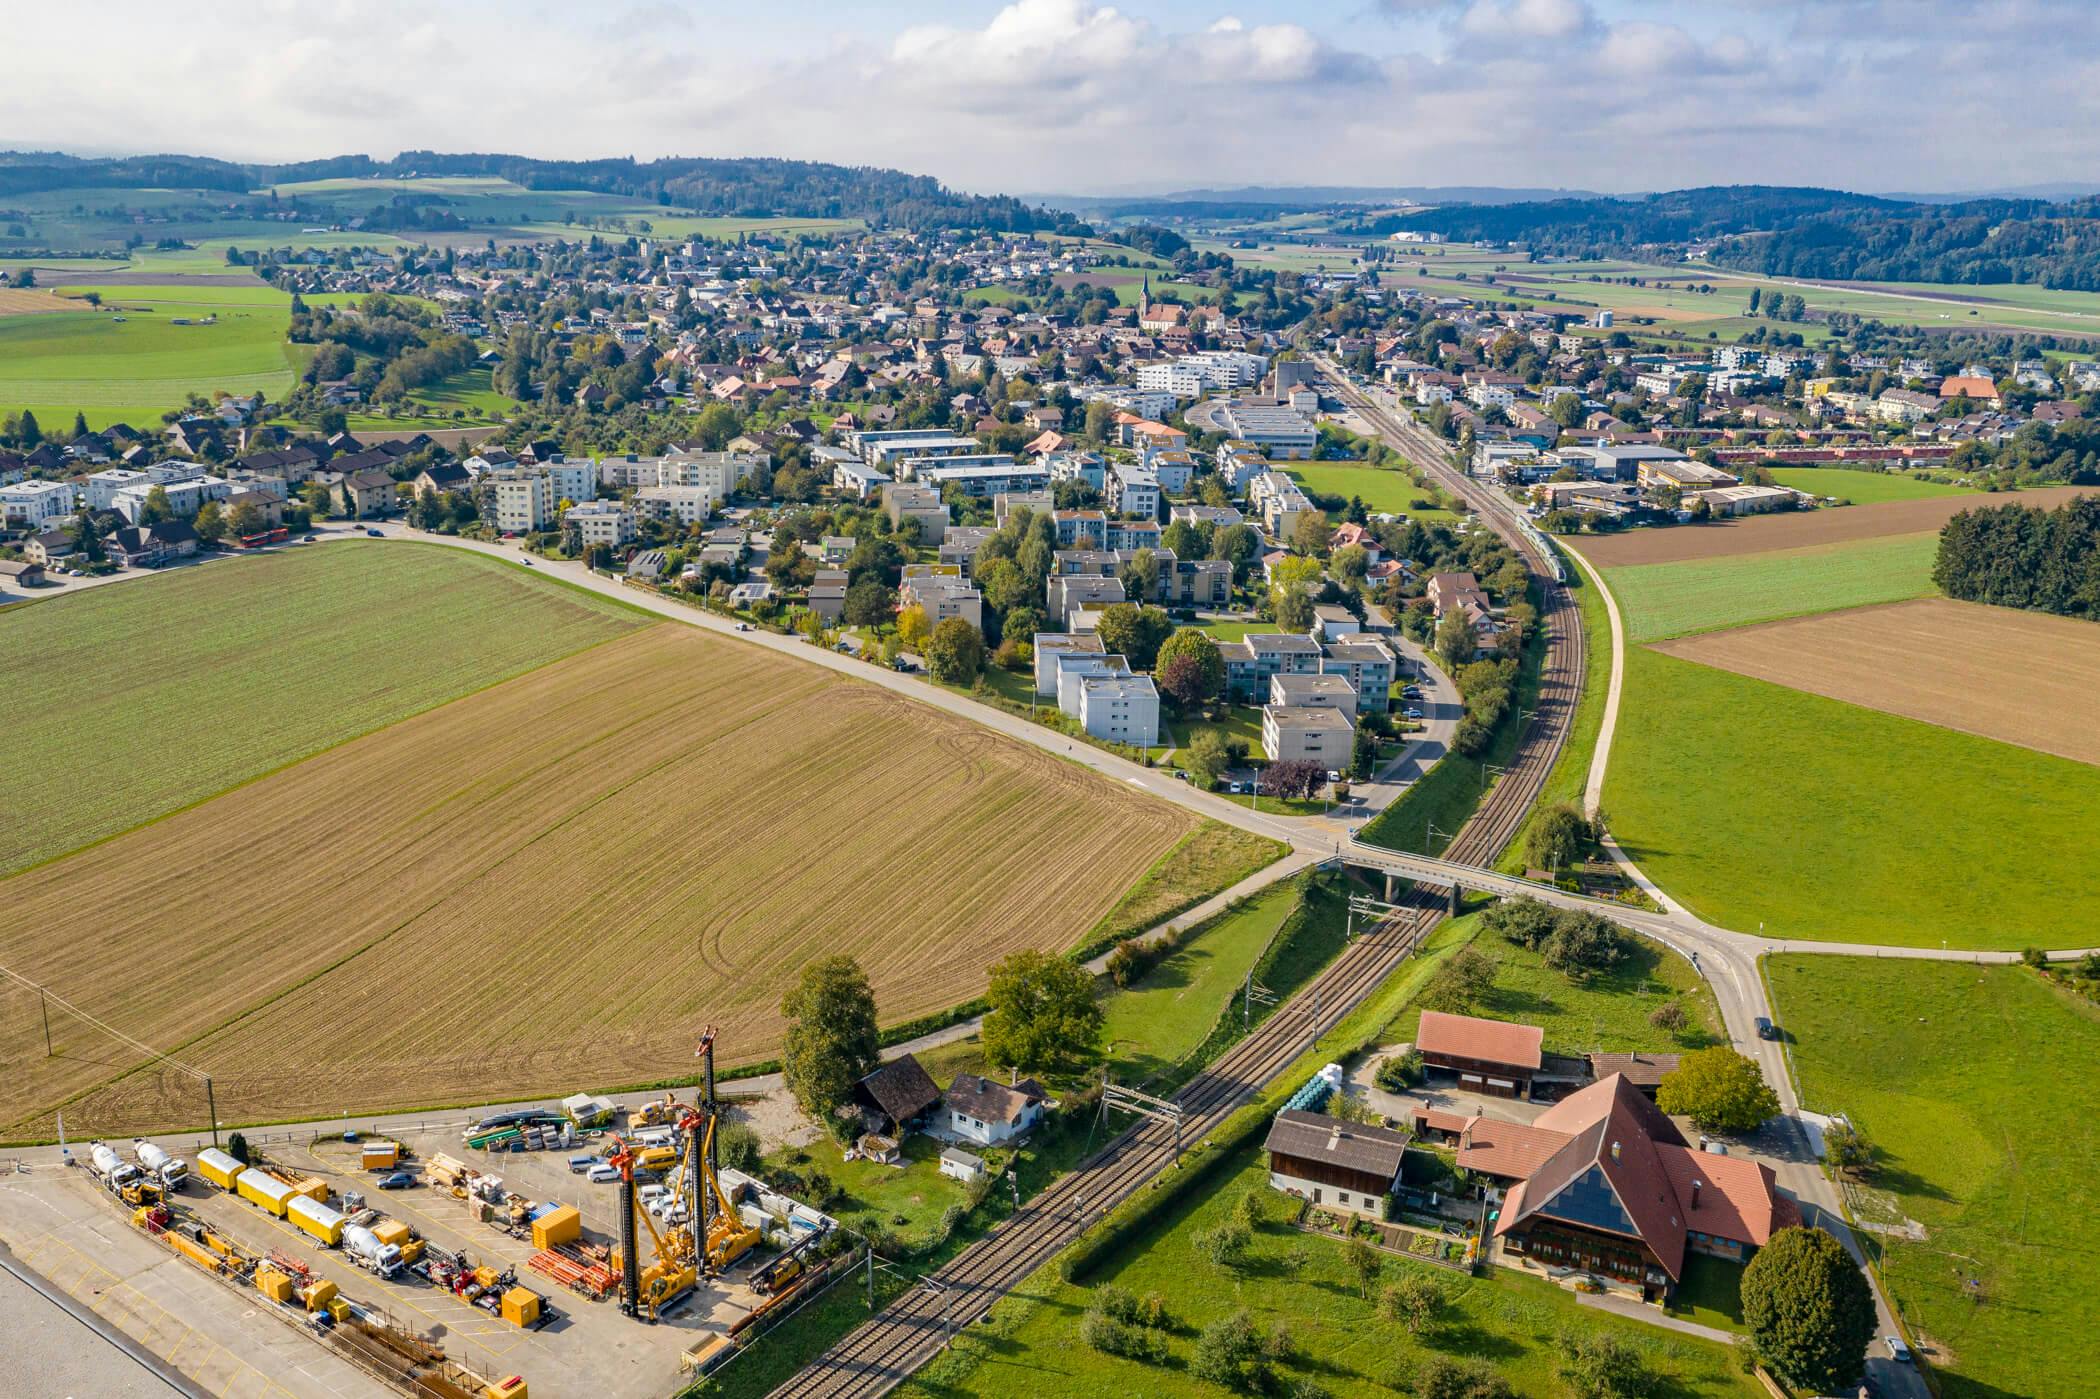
<box><xmin>1077</xmin><ymin>675</ymin><xmax>1161</xmax><ymax>747</ymax></box>
<box><xmin>1134</xmin><ymin>363</ymin><xmax>1206</xmax><ymax>400</ymax></box>
<box><xmin>543</xmin><ymin>460</ymin><xmax>597</xmax><ymax>504</ymax></box>
<box><xmin>111</xmin><ymin>475</ymin><xmax>228</xmax><ymax>525</ymax></box>
<box><xmin>0</xmin><ymin>479</ymin><xmax>76</xmax><ymax>528</ymax></box>
<box><xmin>1110</xmin><ymin>463</ymin><xmax>1161</xmax><ymax>520</ymax></box>
<box><xmin>565</xmin><ymin>500</ymin><xmax>635</xmax><ymax>548</ymax></box>
<box><xmin>489</xmin><ymin>471</ymin><xmax>555</xmax><ymax>533</ymax></box>
<box><xmin>634</xmin><ymin>485</ymin><xmax>714</xmax><ymax>529</ymax></box>
<box><xmin>657</xmin><ymin>449</ymin><xmax>760</xmax><ymax>503</ymax></box>
<box><xmin>83</xmin><ymin>468</ymin><xmax>147</xmax><ymax>510</ymax></box>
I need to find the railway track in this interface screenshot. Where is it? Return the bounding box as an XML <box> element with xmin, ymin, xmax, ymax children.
<box><xmin>766</xmin><ymin>372</ymin><xmax>1585</xmax><ymax>1399</ymax></box>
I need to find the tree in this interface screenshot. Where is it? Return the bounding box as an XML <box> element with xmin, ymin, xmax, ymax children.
<box><xmin>227</xmin><ymin>500</ymin><xmax>264</xmax><ymax>538</ymax></box>
<box><xmin>1378</xmin><ymin>1272</ymin><xmax>1446</xmax><ymax>1334</ymax></box>
<box><xmin>1193</xmin><ymin>1220</ymin><xmax>1253</xmax><ymax>1276</ymax></box>
<box><xmin>226</xmin><ymin>1131</ymin><xmax>251</xmax><ymax>1165</ymax></box>
<box><xmin>1331</xmin><ymin>543</ymin><xmax>1369</xmax><ymax>587</ymax></box>
<box><xmin>1656</xmin><ymin>1047</ymin><xmax>1781</xmax><ymax>1134</ymax></box>
<box><xmin>71</xmin><ymin>508</ymin><xmax>104</xmax><ymax>564</ymax></box>
<box><xmin>16</xmin><ymin>409</ymin><xmax>39</xmax><ymax>447</ymax></box>
<box><xmin>975</xmin><ymin>556</ymin><xmax>1036</xmax><ymax>617</ymax></box>
<box><xmin>1153</xmin><ymin>628</ymin><xmax>1223</xmax><ymax>705</ymax></box>
<box><xmin>1184</xmin><ymin>728</ymin><xmax>1235</xmax><ymax>788</ymax></box>
<box><xmin>1350</xmin><ymin>724</ymin><xmax>1380</xmax><ymax>780</ymax></box>
<box><xmin>1417</xmin><ymin>1356</ymin><xmax>1514</xmax><ymax>1399</ymax></box>
<box><xmin>1523</xmin><ymin>802</ymin><xmax>1593</xmax><ymax>872</ymax></box>
<box><xmin>895</xmin><ymin>603</ymin><xmax>932</xmax><ymax>651</ymax></box>
<box><xmin>1434</xmin><ymin>608</ymin><xmax>1475</xmax><ymax>672</ymax></box>
<box><xmin>780</xmin><ymin>955</ymin><xmax>880</xmax><ymax>1130</ymax></box>
<box><xmin>1740</xmin><ymin>1227</ymin><xmax>1875</xmax><ymax>1394</ymax></box>
<box><xmin>303</xmin><ymin>478</ymin><xmax>332</xmax><ymax>519</ymax></box>
<box><xmin>192</xmin><ymin>500</ymin><xmax>227</xmax><ymax>542</ymax></box>
<box><xmin>1346</xmin><ymin>1235</ymin><xmax>1383</xmax><ymax>1298</ymax></box>
<box><xmin>924</xmin><ymin>617</ymin><xmax>984</xmax><ymax>682</ymax></box>
<box><xmin>140</xmin><ymin>485</ymin><xmax>174</xmax><ymax>525</ymax></box>
<box><xmin>1291</xmin><ymin>511</ymin><xmax>1331</xmax><ymax>557</ymax></box>
<box><xmin>1274</xmin><ymin>584</ymin><xmax>1315</xmax><ymax>633</ymax></box>
<box><xmin>1259</xmin><ymin>758</ymin><xmax>1325</xmax><ymax>801</ymax></box>
<box><xmin>1095</xmin><ymin>602</ymin><xmax>1172</xmax><ymax>670</ymax></box>
<box><xmin>1191</xmin><ymin>1309</ymin><xmax>1269</xmax><ymax>1392</ymax></box>
<box><xmin>1420</xmin><ymin>946</ymin><xmax>1496</xmax><ymax>1014</ymax></box>
<box><xmin>844</xmin><ymin>578</ymin><xmax>896</xmax><ymax>627</ymax></box>
<box><xmin>1116</xmin><ymin>546</ymin><xmax>1160</xmax><ymax>602</ymax></box>
<box><xmin>980</xmin><ymin>949</ymin><xmax>1102</xmax><ymax>1073</ymax></box>
<box><xmin>1556</xmin><ymin>1330</ymin><xmax>1655</xmax><ymax>1399</ymax></box>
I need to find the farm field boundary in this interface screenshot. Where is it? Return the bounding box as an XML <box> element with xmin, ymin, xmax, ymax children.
<box><xmin>1571</xmin><ymin>485</ymin><xmax>2100</xmax><ymax>567</ymax></box>
<box><xmin>1653</xmin><ymin>596</ymin><xmax>2100</xmax><ymax>768</ymax></box>
<box><xmin>0</xmin><ymin>625</ymin><xmax>1195</xmax><ymax>1139</ymax></box>
<box><xmin>1600</xmin><ymin>531</ymin><xmax>1939</xmax><ymax>642</ymax></box>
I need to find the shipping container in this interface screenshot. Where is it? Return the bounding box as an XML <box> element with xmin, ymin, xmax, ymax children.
<box><xmin>288</xmin><ymin>1194</ymin><xmax>346</xmax><ymax>1245</ymax></box>
<box><xmin>360</xmin><ymin>1142</ymin><xmax>399</xmax><ymax>1171</ymax></box>
<box><xmin>238</xmin><ymin>1171</ymin><xmax>298</xmax><ymax>1218</ymax></box>
<box><xmin>529</xmin><ymin>1205</ymin><xmax>580</xmax><ymax>1251</ymax></box>
<box><xmin>195</xmin><ymin>1148</ymin><xmax>244</xmax><ymax>1191</ymax></box>
<box><xmin>500</xmin><ymin>1287</ymin><xmax>541</xmax><ymax>1328</ymax></box>
<box><xmin>255</xmin><ymin>1268</ymin><xmax>295</xmax><ymax>1303</ymax></box>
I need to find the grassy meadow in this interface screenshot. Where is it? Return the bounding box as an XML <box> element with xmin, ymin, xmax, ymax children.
<box><xmin>1604</xmin><ymin>645</ymin><xmax>2100</xmax><ymax>948</ymax></box>
<box><xmin>1600</xmin><ymin>531</ymin><xmax>1942</xmax><ymax>642</ymax></box>
<box><xmin>1768</xmin><ymin>957</ymin><xmax>2100</xmax><ymax>1399</ymax></box>
<box><xmin>0</xmin><ymin>544</ymin><xmax>648</xmax><ymax>874</ymax></box>
<box><xmin>1765</xmin><ymin>467</ymin><xmax>1978</xmax><ymax>504</ymax></box>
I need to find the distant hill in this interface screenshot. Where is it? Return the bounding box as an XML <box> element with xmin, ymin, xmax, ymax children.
<box><xmin>1351</xmin><ymin>186</ymin><xmax>1900</xmax><ymax>250</ymax></box>
<box><xmin>0</xmin><ymin>150</ymin><xmax>1089</xmax><ymax>236</ymax></box>
<box><xmin>1029</xmin><ymin>184</ymin><xmax>1601</xmax><ymax>221</ymax></box>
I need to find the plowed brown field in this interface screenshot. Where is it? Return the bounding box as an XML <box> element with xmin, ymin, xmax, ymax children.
<box><xmin>1653</xmin><ymin>597</ymin><xmax>2100</xmax><ymax>767</ymax></box>
<box><xmin>0</xmin><ymin>626</ymin><xmax>1196</xmax><ymax>1138</ymax></box>
<box><xmin>1575</xmin><ymin>486</ymin><xmax>2100</xmax><ymax>567</ymax></box>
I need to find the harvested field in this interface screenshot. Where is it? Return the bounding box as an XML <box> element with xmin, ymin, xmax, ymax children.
<box><xmin>1571</xmin><ymin>485</ymin><xmax>2100</xmax><ymax>566</ymax></box>
<box><xmin>0</xmin><ymin>288</ymin><xmax>66</xmax><ymax>316</ymax></box>
<box><xmin>0</xmin><ymin>543</ymin><xmax>647</xmax><ymax>875</ymax></box>
<box><xmin>1654</xmin><ymin>597</ymin><xmax>2100</xmax><ymax>767</ymax></box>
<box><xmin>0</xmin><ymin>626</ymin><xmax>1198</xmax><ymax>1139</ymax></box>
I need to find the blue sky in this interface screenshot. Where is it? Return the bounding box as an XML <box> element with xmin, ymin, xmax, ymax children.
<box><xmin>4</xmin><ymin>1</ymin><xmax>2092</xmax><ymax>197</ymax></box>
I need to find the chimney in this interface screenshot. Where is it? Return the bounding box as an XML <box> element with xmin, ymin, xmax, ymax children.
<box><xmin>1328</xmin><ymin>1125</ymin><xmax>1344</xmax><ymax>1153</ymax></box>
<box><xmin>1609</xmin><ymin>1140</ymin><xmax>1621</xmax><ymax>1162</ymax></box>
<box><xmin>1691</xmin><ymin>1179</ymin><xmax>1703</xmax><ymax>1210</ymax></box>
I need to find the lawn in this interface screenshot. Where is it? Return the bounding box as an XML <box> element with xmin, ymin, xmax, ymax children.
<box><xmin>1765</xmin><ymin>467</ymin><xmax>1977</xmax><ymax>504</ymax></box>
<box><xmin>1160</xmin><ymin>704</ymin><xmax>1266</xmax><ymax>767</ymax></box>
<box><xmin>1382</xmin><ymin>912</ymin><xmax>1723</xmax><ymax>1057</ymax></box>
<box><xmin>0</xmin><ymin>543</ymin><xmax>647</xmax><ymax>874</ymax></box>
<box><xmin>1069</xmin><ymin>820</ymin><xmax>1286</xmax><ymax>958</ymax></box>
<box><xmin>1097</xmin><ymin>881</ymin><xmax>1301</xmax><ymax>1083</ymax></box>
<box><xmin>1605</xmin><ymin>644</ymin><xmax>2100</xmax><ymax>947</ymax></box>
<box><xmin>905</xmin><ymin>1152</ymin><xmax>1759</xmax><ymax>1398</ymax></box>
<box><xmin>0</xmin><ymin>619</ymin><xmax>1202</xmax><ymax>1139</ymax></box>
<box><xmin>1286</xmin><ymin>460</ymin><xmax>1460</xmax><ymax>524</ymax></box>
<box><xmin>1664</xmin><ymin>1255</ymin><xmax>1745</xmax><ymax>1332</ymax></box>
<box><xmin>1603</xmin><ymin>531</ymin><xmax>1941</xmax><ymax>643</ymax></box>
<box><xmin>1768</xmin><ymin>957</ymin><xmax>2100</xmax><ymax>1399</ymax></box>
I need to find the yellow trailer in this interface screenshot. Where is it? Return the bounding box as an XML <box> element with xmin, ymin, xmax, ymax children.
<box><xmin>360</xmin><ymin>1142</ymin><xmax>400</xmax><ymax>1171</ymax></box>
<box><xmin>288</xmin><ymin>1194</ymin><xmax>346</xmax><ymax>1246</ymax></box>
<box><xmin>237</xmin><ymin>1171</ymin><xmax>298</xmax><ymax>1218</ymax></box>
<box><xmin>195</xmin><ymin>1148</ymin><xmax>244</xmax><ymax>1192</ymax></box>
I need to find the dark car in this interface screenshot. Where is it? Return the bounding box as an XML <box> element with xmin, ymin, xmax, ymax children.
<box><xmin>1755</xmin><ymin>1016</ymin><xmax>1777</xmax><ymax>1040</ymax></box>
<box><xmin>365</xmin><ymin>528</ymin><xmax>384</xmax><ymax>537</ymax></box>
<box><xmin>375</xmin><ymin>1171</ymin><xmax>417</xmax><ymax>1189</ymax></box>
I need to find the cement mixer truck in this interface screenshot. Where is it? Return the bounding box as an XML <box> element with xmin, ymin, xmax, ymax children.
<box><xmin>342</xmin><ymin>1223</ymin><xmax>406</xmax><ymax>1280</ymax></box>
<box><xmin>88</xmin><ymin>1142</ymin><xmax>160</xmax><ymax>1206</ymax></box>
<box><xmin>133</xmin><ymin>1140</ymin><xmax>189</xmax><ymax>1192</ymax></box>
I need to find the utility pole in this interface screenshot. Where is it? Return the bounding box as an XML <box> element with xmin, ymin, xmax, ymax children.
<box><xmin>39</xmin><ymin>990</ymin><xmax>51</xmax><ymax>1057</ymax></box>
<box><xmin>205</xmin><ymin>1076</ymin><xmax>218</xmax><ymax>1149</ymax></box>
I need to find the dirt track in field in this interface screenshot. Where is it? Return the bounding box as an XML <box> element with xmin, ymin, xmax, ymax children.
<box><xmin>1574</xmin><ymin>486</ymin><xmax>2100</xmax><ymax>567</ymax></box>
<box><xmin>1653</xmin><ymin>597</ymin><xmax>2100</xmax><ymax>766</ymax></box>
<box><xmin>0</xmin><ymin>626</ymin><xmax>1196</xmax><ymax>1138</ymax></box>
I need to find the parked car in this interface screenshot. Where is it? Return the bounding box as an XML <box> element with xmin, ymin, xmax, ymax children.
<box><xmin>1403</xmin><ymin>707</ymin><xmax>1423</xmax><ymax>720</ymax></box>
<box><xmin>1755</xmin><ymin>1016</ymin><xmax>1777</xmax><ymax>1040</ymax></box>
<box><xmin>375</xmin><ymin>1171</ymin><xmax>417</xmax><ymax>1190</ymax></box>
<box><xmin>520</xmin><ymin>558</ymin><xmax>533</xmax><ymax>567</ymax></box>
<box><xmin>1886</xmin><ymin>1336</ymin><xmax>1913</xmax><ymax>1364</ymax></box>
<box><xmin>585</xmin><ymin>1164</ymin><xmax>620</xmax><ymax>1184</ymax></box>
<box><xmin>303</xmin><ymin>535</ymin><xmax>318</xmax><ymax>543</ymax></box>
<box><xmin>365</xmin><ymin>528</ymin><xmax>384</xmax><ymax>537</ymax></box>
<box><xmin>567</xmin><ymin>1154</ymin><xmax>601</xmax><ymax>1174</ymax></box>
<box><xmin>735</xmin><ymin>622</ymin><xmax>753</xmax><ymax>632</ymax></box>
<box><xmin>1401</xmin><ymin>685</ymin><xmax>1423</xmax><ymax>699</ymax></box>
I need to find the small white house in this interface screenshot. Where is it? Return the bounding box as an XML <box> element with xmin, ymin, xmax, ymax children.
<box><xmin>942</xmin><ymin>1074</ymin><xmax>1048</xmax><ymax>1147</ymax></box>
<box><xmin>938</xmin><ymin>1148</ymin><xmax>986</xmax><ymax>1183</ymax></box>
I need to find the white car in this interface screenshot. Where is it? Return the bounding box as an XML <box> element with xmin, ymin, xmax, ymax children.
<box><xmin>585</xmin><ymin>1164</ymin><xmax>620</xmax><ymax>1184</ymax></box>
<box><xmin>1886</xmin><ymin>1336</ymin><xmax>1913</xmax><ymax>1364</ymax></box>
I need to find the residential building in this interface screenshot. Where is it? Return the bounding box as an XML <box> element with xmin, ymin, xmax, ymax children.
<box><xmin>1047</xmin><ymin>574</ymin><xmax>1126</xmax><ymax>625</ymax></box>
<box><xmin>22</xmin><ymin>529</ymin><xmax>78</xmax><ymax>567</ymax></box>
<box><xmin>543</xmin><ymin>459</ymin><xmax>597</xmax><ymax>504</ymax></box>
<box><xmin>1110</xmin><ymin>462</ymin><xmax>1162</xmax><ymax>521</ymax></box>
<box><xmin>1077</xmin><ymin>674</ymin><xmax>1161</xmax><ymax>747</ymax></box>
<box><xmin>1170</xmin><ymin>503</ymin><xmax>1244</xmax><ymax>530</ymax></box>
<box><xmin>1270</xmin><ymin>672</ymin><xmax>1359</xmax><ymax>722</ymax></box>
<box><xmin>1052</xmin><ymin>509</ymin><xmax>1106</xmax><ymax>548</ymax></box>
<box><xmin>112</xmin><ymin>475</ymin><xmax>230</xmax><ymax>525</ymax></box>
<box><xmin>915</xmin><ymin>460</ymin><xmax>1047</xmax><ymax>497</ymax></box>
<box><xmin>1054</xmin><ymin>651</ymin><xmax>1132</xmax><ymax>713</ymax></box>
<box><xmin>884</xmin><ymin>483</ymin><xmax>949</xmax><ymax>544</ymax></box>
<box><xmin>1162</xmin><ymin>557</ymin><xmax>1232</xmax><ymax>608</ymax></box>
<box><xmin>102</xmin><ymin>521</ymin><xmax>199</xmax><ymax>568</ymax></box>
<box><xmin>899</xmin><ymin>567</ymin><xmax>983</xmax><ymax>628</ymax></box>
<box><xmin>488</xmin><ymin>470</ymin><xmax>555</xmax><ymax>533</ymax></box>
<box><xmin>565</xmin><ymin>500</ymin><xmax>636</xmax><ymax>548</ymax></box>
<box><xmin>1248</xmin><ymin>470</ymin><xmax>1316</xmax><ymax>539</ymax></box>
<box><xmin>657</xmin><ymin>448</ymin><xmax>761</xmax><ymax>503</ymax></box>
<box><xmin>832</xmin><ymin>459</ymin><xmax>892</xmax><ymax>499</ymax></box>
<box><xmin>1222</xmin><ymin>632</ymin><xmax>1320</xmax><ymax>700</ymax></box>
<box><xmin>0</xmin><ymin>479</ymin><xmax>76</xmax><ymax>528</ymax></box>
<box><xmin>82</xmin><ymin>468</ymin><xmax>148</xmax><ymax>510</ymax></box>
<box><xmin>634</xmin><ymin>485</ymin><xmax>714</xmax><ymax>529</ymax></box>
<box><xmin>332</xmin><ymin>468</ymin><xmax>395</xmax><ymax>520</ymax></box>
<box><xmin>1033</xmin><ymin>632</ymin><xmax>1106</xmax><ymax>698</ymax></box>
<box><xmin>1320</xmin><ymin>639</ymin><xmax>1399</xmax><ymax>714</ymax></box>
<box><xmin>1263</xmin><ymin>1110</ymin><xmax>1410</xmax><ymax>1219</ymax></box>
<box><xmin>1104</xmin><ymin>519</ymin><xmax>1162</xmax><ymax>552</ymax></box>
<box><xmin>942</xmin><ymin>1074</ymin><xmax>1048</xmax><ymax>1147</ymax></box>
<box><xmin>1261</xmin><ymin>704</ymin><xmax>1354</xmax><ymax>765</ymax></box>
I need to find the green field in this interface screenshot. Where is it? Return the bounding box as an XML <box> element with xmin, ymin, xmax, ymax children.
<box><xmin>1605</xmin><ymin>645</ymin><xmax>2100</xmax><ymax>947</ymax></box>
<box><xmin>1769</xmin><ymin>957</ymin><xmax>2100</xmax><ymax>1399</ymax></box>
<box><xmin>0</xmin><ymin>283</ymin><xmax>302</xmax><ymax>426</ymax></box>
<box><xmin>1500</xmin><ymin>543</ymin><xmax>1611</xmax><ymax>872</ymax></box>
<box><xmin>1765</xmin><ymin>468</ymin><xmax>1977</xmax><ymax>504</ymax></box>
<box><xmin>907</xmin><ymin>1150</ymin><xmax>1758</xmax><ymax>1398</ymax></box>
<box><xmin>1601</xmin><ymin>532</ymin><xmax>1941</xmax><ymax>643</ymax></box>
<box><xmin>1383</xmin><ymin>911</ymin><xmax>1722</xmax><ymax>1056</ymax></box>
<box><xmin>0</xmin><ymin>544</ymin><xmax>648</xmax><ymax>874</ymax></box>
<box><xmin>1099</xmin><ymin>882</ymin><xmax>1300</xmax><ymax>1081</ymax></box>
<box><xmin>1285</xmin><ymin>460</ymin><xmax>1460</xmax><ymax>523</ymax></box>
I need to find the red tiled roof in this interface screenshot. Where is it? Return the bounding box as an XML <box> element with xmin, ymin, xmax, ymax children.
<box><xmin>1415</xmin><ymin>1011</ymin><xmax>1544</xmax><ymax>1071</ymax></box>
<box><xmin>1455</xmin><ymin>1117</ymin><xmax>1573</xmax><ymax>1180</ymax></box>
<box><xmin>1655</xmin><ymin>1144</ymin><xmax>1794</xmax><ymax>1247</ymax></box>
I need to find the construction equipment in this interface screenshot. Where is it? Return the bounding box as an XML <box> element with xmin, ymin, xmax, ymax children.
<box><xmin>605</xmin><ymin>1133</ymin><xmax>696</xmax><ymax>1322</ymax></box>
<box><xmin>88</xmin><ymin>1142</ymin><xmax>164</xmax><ymax>1208</ymax></box>
<box><xmin>667</xmin><ymin>1028</ymin><xmax>762</xmax><ymax>1277</ymax></box>
<box><xmin>342</xmin><ymin>1224</ymin><xmax>405</xmax><ymax>1279</ymax></box>
<box><xmin>630</xmin><ymin>1091</ymin><xmax>683</xmax><ymax>1128</ymax></box>
<box><xmin>133</xmin><ymin>1140</ymin><xmax>189</xmax><ymax>1191</ymax></box>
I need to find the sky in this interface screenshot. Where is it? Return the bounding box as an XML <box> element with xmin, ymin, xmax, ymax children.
<box><xmin>5</xmin><ymin>0</ymin><xmax>2096</xmax><ymax>199</ymax></box>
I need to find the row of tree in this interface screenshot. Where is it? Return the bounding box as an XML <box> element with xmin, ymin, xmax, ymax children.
<box><xmin>1933</xmin><ymin>497</ymin><xmax>2100</xmax><ymax>617</ymax></box>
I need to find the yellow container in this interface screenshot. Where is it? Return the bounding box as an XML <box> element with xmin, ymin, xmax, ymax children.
<box><xmin>371</xmin><ymin>1218</ymin><xmax>412</xmax><ymax>1248</ymax></box>
<box><xmin>237</xmin><ymin>1171</ymin><xmax>297</xmax><ymax>1218</ymax></box>
<box><xmin>499</xmin><ymin>1287</ymin><xmax>541</xmax><ymax>1328</ymax></box>
<box><xmin>287</xmin><ymin>1195</ymin><xmax>346</xmax><ymax>1246</ymax></box>
<box><xmin>474</xmin><ymin>1265</ymin><xmax>501</xmax><ymax>1289</ymax></box>
<box><xmin>398</xmin><ymin>1237</ymin><xmax>426</xmax><ymax>1265</ymax></box>
<box><xmin>484</xmin><ymin>1377</ymin><xmax>528</xmax><ymax>1399</ymax></box>
<box><xmin>196</xmin><ymin>1148</ymin><xmax>244</xmax><ymax>1191</ymax></box>
<box><xmin>302</xmin><ymin>1279</ymin><xmax>339</xmax><ymax>1313</ymax></box>
<box><xmin>289</xmin><ymin>1175</ymin><xmax>330</xmax><ymax>1203</ymax></box>
<box><xmin>530</xmin><ymin>1205</ymin><xmax>580</xmax><ymax>1251</ymax></box>
<box><xmin>361</xmin><ymin>1143</ymin><xmax>399</xmax><ymax>1170</ymax></box>
<box><xmin>255</xmin><ymin>1269</ymin><xmax>295</xmax><ymax>1303</ymax></box>
<box><xmin>328</xmin><ymin>1298</ymin><xmax>352</xmax><ymax>1322</ymax></box>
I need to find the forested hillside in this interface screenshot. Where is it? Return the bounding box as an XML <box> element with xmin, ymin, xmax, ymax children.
<box><xmin>1935</xmin><ymin>498</ymin><xmax>2100</xmax><ymax>617</ymax></box>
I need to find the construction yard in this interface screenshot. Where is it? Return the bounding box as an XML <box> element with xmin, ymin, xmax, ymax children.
<box><xmin>0</xmin><ymin>622</ymin><xmax>1197</xmax><ymax>1140</ymax></box>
